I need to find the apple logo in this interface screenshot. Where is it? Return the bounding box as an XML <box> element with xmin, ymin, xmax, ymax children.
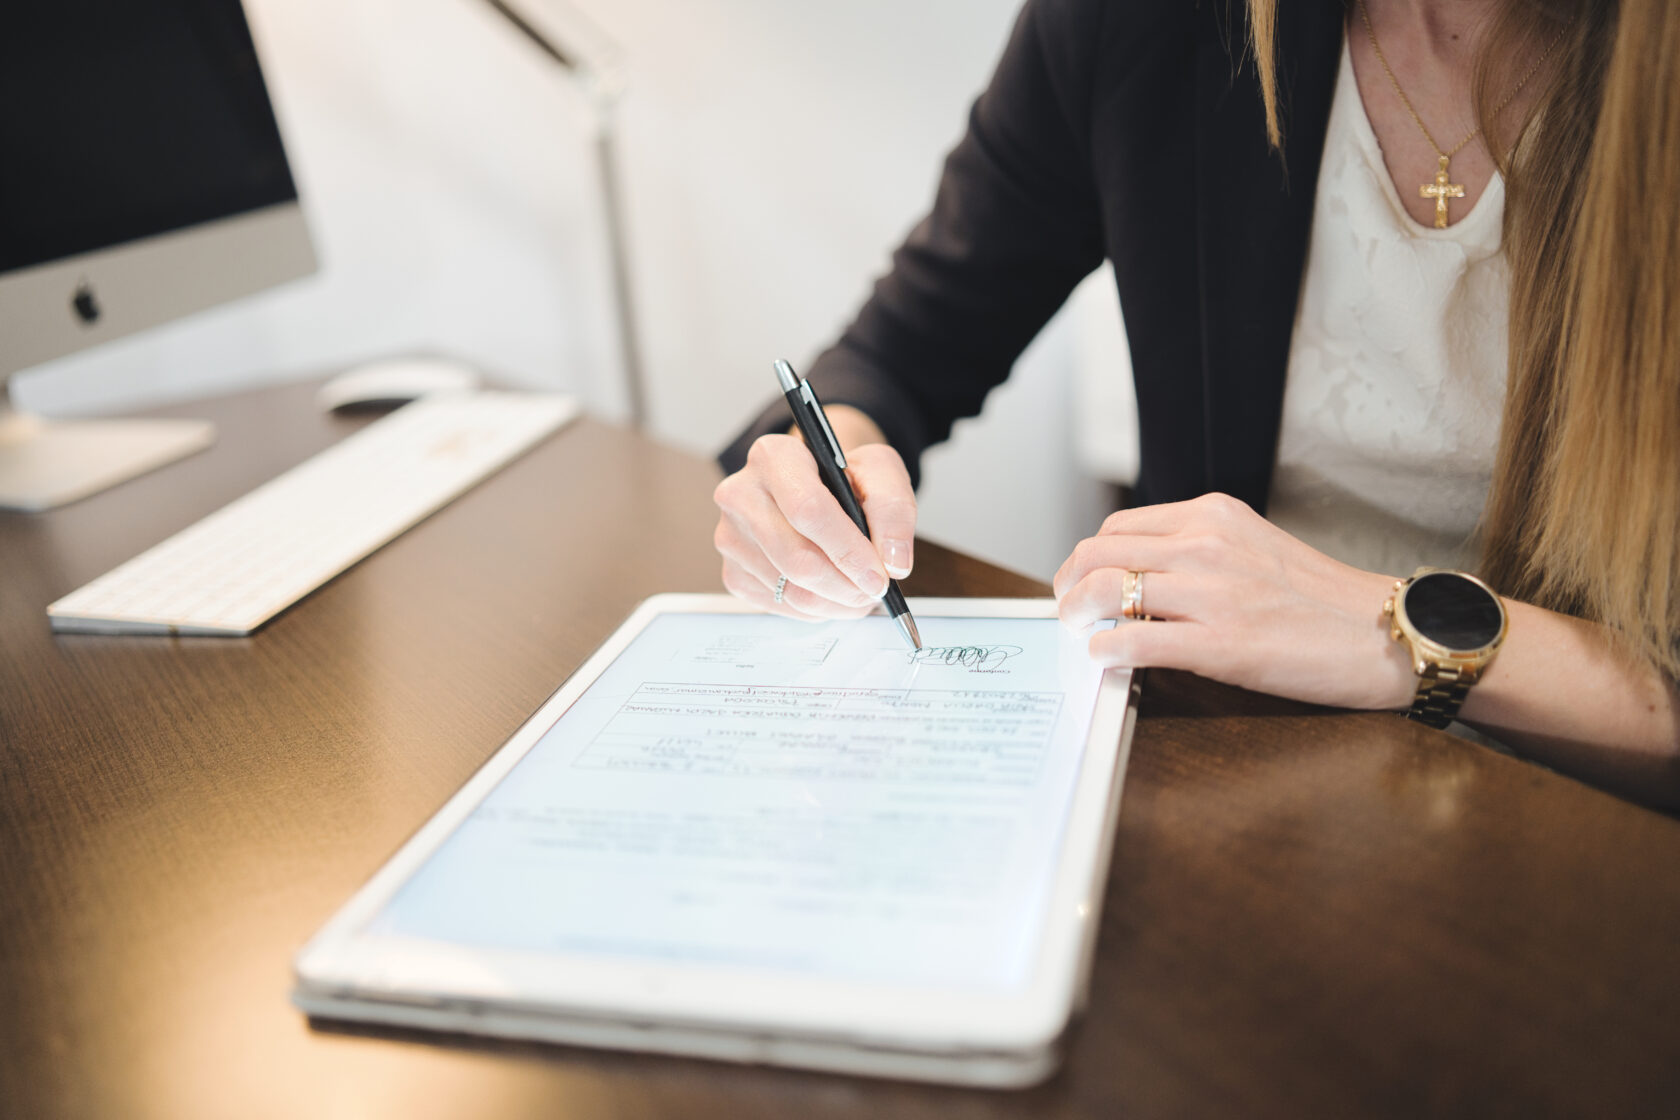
<box><xmin>72</xmin><ymin>281</ymin><xmax>100</xmax><ymax>325</ymax></box>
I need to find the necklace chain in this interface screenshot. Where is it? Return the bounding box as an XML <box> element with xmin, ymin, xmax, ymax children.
<box><xmin>1357</xmin><ymin>0</ymin><xmax>1566</xmax><ymax>163</ymax></box>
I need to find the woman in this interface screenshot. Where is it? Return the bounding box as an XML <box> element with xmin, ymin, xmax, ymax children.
<box><xmin>711</xmin><ymin>0</ymin><xmax>1680</xmax><ymax>809</ymax></box>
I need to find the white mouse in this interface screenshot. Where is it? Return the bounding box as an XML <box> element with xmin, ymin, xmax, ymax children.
<box><xmin>316</xmin><ymin>357</ymin><xmax>482</xmax><ymax>413</ymax></box>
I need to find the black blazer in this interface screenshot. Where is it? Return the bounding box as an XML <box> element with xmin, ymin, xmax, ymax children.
<box><xmin>721</xmin><ymin>0</ymin><xmax>1345</xmax><ymax>514</ymax></box>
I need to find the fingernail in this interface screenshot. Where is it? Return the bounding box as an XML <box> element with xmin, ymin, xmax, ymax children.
<box><xmin>883</xmin><ymin>539</ymin><xmax>911</xmax><ymax>579</ymax></box>
<box><xmin>854</xmin><ymin>569</ymin><xmax>888</xmax><ymax>599</ymax></box>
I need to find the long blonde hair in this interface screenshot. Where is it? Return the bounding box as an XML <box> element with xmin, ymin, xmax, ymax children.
<box><xmin>1250</xmin><ymin>0</ymin><xmax>1680</xmax><ymax>678</ymax></box>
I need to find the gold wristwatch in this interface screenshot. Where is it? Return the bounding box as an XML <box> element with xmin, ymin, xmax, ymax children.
<box><xmin>1382</xmin><ymin>568</ymin><xmax>1508</xmax><ymax>729</ymax></box>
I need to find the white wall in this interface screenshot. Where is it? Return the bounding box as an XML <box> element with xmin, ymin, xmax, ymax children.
<box><xmin>12</xmin><ymin>0</ymin><xmax>1123</xmax><ymax>582</ymax></box>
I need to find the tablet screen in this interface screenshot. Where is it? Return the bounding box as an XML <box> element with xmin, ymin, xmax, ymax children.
<box><xmin>367</xmin><ymin>611</ymin><xmax>1112</xmax><ymax>993</ymax></box>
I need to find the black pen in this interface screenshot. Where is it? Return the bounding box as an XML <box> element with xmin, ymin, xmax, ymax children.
<box><xmin>774</xmin><ymin>359</ymin><xmax>922</xmax><ymax>651</ymax></box>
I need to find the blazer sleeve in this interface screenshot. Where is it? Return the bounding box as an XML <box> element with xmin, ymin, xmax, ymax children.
<box><xmin>719</xmin><ymin>0</ymin><xmax>1107</xmax><ymax>486</ymax></box>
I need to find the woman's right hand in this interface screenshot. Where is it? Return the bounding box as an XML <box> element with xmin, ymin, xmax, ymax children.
<box><xmin>712</xmin><ymin>405</ymin><xmax>917</xmax><ymax>620</ymax></box>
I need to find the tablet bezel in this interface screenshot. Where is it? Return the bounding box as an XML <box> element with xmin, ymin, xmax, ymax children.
<box><xmin>293</xmin><ymin>594</ymin><xmax>1136</xmax><ymax>1061</ymax></box>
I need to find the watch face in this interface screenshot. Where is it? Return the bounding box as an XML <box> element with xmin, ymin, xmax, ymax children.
<box><xmin>1404</xmin><ymin>572</ymin><xmax>1504</xmax><ymax>650</ymax></box>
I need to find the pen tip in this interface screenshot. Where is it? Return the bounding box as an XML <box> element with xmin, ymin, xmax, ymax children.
<box><xmin>774</xmin><ymin>360</ymin><xmax>799</xmax><ymax>393</ymax></box>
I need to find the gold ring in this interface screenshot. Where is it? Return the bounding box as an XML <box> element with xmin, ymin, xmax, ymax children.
<box><xmin>1121</xmin><ymin>569</ymin><xmax>1147</xmax><ymax>620</ymax></box>
<box><xmin>773</xmin><ymin>575</ymin><xmax>788</xmax><ymax>604</ymax></box>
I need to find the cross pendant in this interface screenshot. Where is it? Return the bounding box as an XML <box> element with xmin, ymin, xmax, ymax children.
<box><xmin>1419</xmin><ymin>155</ymin><xmax>1466</xmax><ymax>229</ymax></box>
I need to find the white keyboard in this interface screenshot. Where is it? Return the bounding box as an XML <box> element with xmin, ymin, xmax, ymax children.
<box><xmin>48</xmin><ymin>390</ymin><xmax>580</xmax><ymax>636</ymax></box>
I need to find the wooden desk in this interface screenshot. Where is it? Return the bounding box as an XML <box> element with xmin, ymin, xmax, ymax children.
<box><xmin>3</xmin><ymin>380</ymin><xmax>1677</xmax><ymax>1118</ymax></box>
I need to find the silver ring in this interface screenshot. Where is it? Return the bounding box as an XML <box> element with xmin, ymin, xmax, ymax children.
<box><xmin>773</xmin><ymin>575</ymin><xmax>788</xmax><ymax>604</ymax></box>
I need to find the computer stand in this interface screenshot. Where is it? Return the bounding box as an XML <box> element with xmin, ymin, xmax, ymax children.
<box><xmin>0</xmin><ymin>381</ymin><xmax>215</xmax><ymax>511</ymax></box>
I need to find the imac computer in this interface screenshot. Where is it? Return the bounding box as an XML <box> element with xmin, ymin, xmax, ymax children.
<box><xmin>0</xmin><ymin>0</ymin><xmax>316</xmax><ymax>511</ymax></box>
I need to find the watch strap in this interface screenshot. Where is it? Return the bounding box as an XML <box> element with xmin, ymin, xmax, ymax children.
<box><xmin>1405</xmin><ymin>669</ymin><xmax>1473</xmax><ymax>729</ymax></box>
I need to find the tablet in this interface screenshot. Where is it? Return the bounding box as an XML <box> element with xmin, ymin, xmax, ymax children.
<box><xmin>293</xmin><ymin>594</ymin><xmax>1139</xmax><ymax>1087</ymax></box>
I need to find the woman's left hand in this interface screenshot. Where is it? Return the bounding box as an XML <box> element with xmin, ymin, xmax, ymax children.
<box><xmin>1053</xmin><ymin>493</ymin><xmax>1418</xmax><ymax>710</ymax></box>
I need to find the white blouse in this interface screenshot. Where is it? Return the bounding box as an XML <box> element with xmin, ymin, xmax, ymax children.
<box><xmin>1268</xmin><ymin>41</ymin><xmax>1510</xmax><ymax>578</ymax></box>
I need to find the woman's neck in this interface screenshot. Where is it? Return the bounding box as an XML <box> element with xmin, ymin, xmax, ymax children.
<box><xmin>1368</xmin><ymin>0</ymin><xmax>1498</xmax><ymax>59</ymax></box>
<box><xmin>1351</xmin><ymin>0</ymin><xmax>1505</xmax><ymax>227</ymax></box>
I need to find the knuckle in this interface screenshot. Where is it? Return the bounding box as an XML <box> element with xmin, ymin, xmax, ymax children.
<box><xmin>785</xmin><ymin>492</ymin><xmax>836</xmax><ymax>537</ymax></box>
<box><xmin>782</xmin><ymin>547</ymin><xmax>831</xmax><ymax>588</ymax></box>
<box><xmin>1052</xmin><ymin>567</ymin><xmax>1071</xmax><ymax>599</ymax></box>
<box><xmin>854</xmin><ymin>447</ymin><xmax>912</xmax><ymax>487</ymax></box>
<box><xmin>745</xmin><ymin>433</ymin><xmax>790</xmax><ymax>468</ymax></box>
<box><xmin>869</xmin><ymin>494</ymin><xmax>917</xmax><ymax>525</ymax></box>
<box><xmin>1067</xmin><ymin>538</ymin><xmax>1092</xmax><ymax>575</ymax></box>
<box><xmin>1069</xmin><ymin>536</ymin><xmax>1104</xmax><ymax>576</ymax></box>
<box><xmin>1057</xmin><ymin>590</ymin><xmax>1087</xmax><ymax>626</ymax></box>
<box><xmin>830</xmin><ymin>534</ymin><xmax>876</xmax><ymax>573</ymax></box>
<box><xmin>720</xmin><ymin>563</ymin><xmax>751</xmax><ymax>598</ymax></box>
<box><xmin>1059</xmin><ymin>569</ymin><xmax>1108</xmax><ymax>624</ymax></box>
<box><xmin>847</xmin><ymin>443</ymin><xmax>885</xmax><ymax>467</ymax></box>
<box><xmin>1198</xmin><ymin>491</ymin><xmax>1247</xmax><ymax>523</ymax></box>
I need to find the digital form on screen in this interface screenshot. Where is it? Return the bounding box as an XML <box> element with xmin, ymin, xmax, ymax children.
<box><xmin>369</xmin><ymin>612</ymin><xmax>1115</xmax><ymax>992</ymax></box>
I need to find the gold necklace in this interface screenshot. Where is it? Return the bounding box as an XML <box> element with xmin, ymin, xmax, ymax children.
<box><xmin>1357</xmin><ymin>0</ymin><xmax>1565</xmax><ymax>228</ymax></box>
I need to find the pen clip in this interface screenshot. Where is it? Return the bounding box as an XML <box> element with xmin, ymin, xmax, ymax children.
<box><xmin>799</xmin><ymin>382</ymin><xmax>847</xmax><ymax>470</ymax></box>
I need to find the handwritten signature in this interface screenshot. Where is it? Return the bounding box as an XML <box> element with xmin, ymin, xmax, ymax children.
<box><xmin>908</xmin><ymin>644</ymin><xmax>1022</xmax><ymax>670</ymax></box>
